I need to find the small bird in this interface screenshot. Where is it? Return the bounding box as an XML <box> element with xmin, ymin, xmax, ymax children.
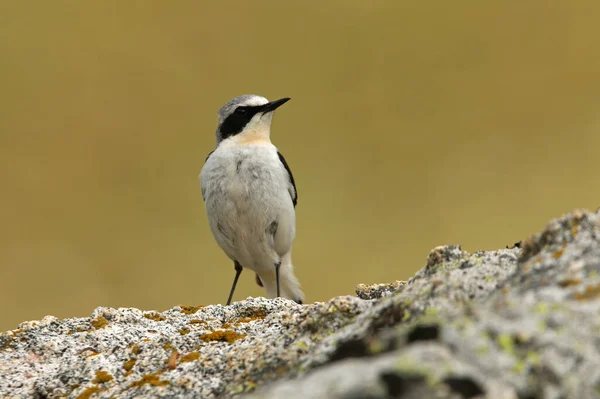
<box><xmin>200</xmin><ymin>94</ymin><xmax>303</xmax><ymax>305</ymax></box>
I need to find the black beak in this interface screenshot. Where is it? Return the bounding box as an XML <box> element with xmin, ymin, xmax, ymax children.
<box><xmin>260</xmin><ymin>97</ymin><xmax>290</xmax><ymax>113</ymax></box>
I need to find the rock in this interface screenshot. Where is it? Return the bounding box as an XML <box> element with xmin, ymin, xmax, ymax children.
<box><xmin>355</xmin><ymin>280</ymin><xmax>406</xmax><ymax>300</ymax></box>
<box><xmin>1</xmin><ymin>209</ymin><xmax>600</xmax><ymax>398</ymax></box>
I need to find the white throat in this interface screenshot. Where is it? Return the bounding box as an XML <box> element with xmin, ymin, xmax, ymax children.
<box><xmin>229</xmin><ymin>112</ymin><xmax>273</xmax><ymax>144</ymax></box>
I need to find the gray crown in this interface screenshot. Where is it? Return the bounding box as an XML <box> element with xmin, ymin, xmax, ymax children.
<box><xmin>215</xmin><ymin>94</ymin><xmax>268</xmax><ymax>143</ymax></box>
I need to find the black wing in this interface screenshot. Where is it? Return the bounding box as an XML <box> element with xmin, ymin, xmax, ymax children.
<box><xmin>277</xmin><ymin>151</ymin><xmax>297</xmax><ymax>207</ymax></box>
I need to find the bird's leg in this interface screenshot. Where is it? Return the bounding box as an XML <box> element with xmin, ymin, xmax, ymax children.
<box><xmin>226</xmin><ymin>261</ymin><xmax>243</xmax><ymax>306</ymax></box>
<box><xmin>275</xmin><ymin>261</ymin><xmax>281</xmax><ymax>298</ymax></box>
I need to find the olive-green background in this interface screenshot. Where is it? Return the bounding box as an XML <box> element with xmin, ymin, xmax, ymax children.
<box><xmin>1</xmin><ymin>2</ymin><xmax>599</xmax><ymax>332</ymax></box>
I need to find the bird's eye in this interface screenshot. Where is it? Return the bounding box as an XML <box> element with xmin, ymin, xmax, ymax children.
<box><xmin>236</xmin><ymin>107</ymin><xmax>247</xmax><ymax>114</ymax></box>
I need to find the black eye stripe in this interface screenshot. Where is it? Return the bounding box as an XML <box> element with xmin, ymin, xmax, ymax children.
<box><xmin>219</xmin><ymin>105</ymin><xmax>262</xmax><ymax>139</ymax></box>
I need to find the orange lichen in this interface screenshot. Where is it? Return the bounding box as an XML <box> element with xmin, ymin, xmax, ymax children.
<box><xmin>574</xmin><ymin>284</ymin><xmax>600</xmax><ymax>300</ymax></box>
<box><xmin>93</xmin><ymin>370</ymin><xmax>113</xmax><ymax>384</ymax></box>
<box><xmin>189</xmin><ymin>319</ymin><xmax>206</xmax><ymax>325</ymax></box>
<box><xmin>168</xmin><ymin>350</ymin><xmax>179</xmax><ymax>369</ymax></box>
<box><xmin>180</xmin><ymin>352</ymin><xmax>200</xmax><ymax>363</ymax></box>
<box><xmin>571</xmin><ymin>224</ymin><xmax>579</xmax><ymax>237</ymax></box>
<box><xmin>558</xmin><ymin>277</ymin><xmax>581</xmax><ymax>287</ymax></box>
<box><xmin>130</xmin><ymin>344</ymin><xmax>140</xmax><ymax>354</ymax></box>
<box><xmin>199</xmin><ymin>330</ymin><xmax>247</xmax><ymax>344</ymax></box>
<box><xmin>1</xmin><ymin>336</ymin><xmax>14</xmax><ymax>350</ymax></box>
<box><xmin>163</xmin><ymin>342</ymin><xmax>172</xmax><ymax>350</ymax></box>
<box><xmin>179</xmin><ymin>305</ymin><xmax>204</xmax><ymax>315</ymax></box>
<box><xmin>222</xmin><ymin>313</ymin><xmax>267</xmax><ymax>328</ymax></box>
<box><xmin>123</xmin><ymin>359</ymin><xmax>137</xmax><ymax>372</ymax></box>
<box><xmin>552</xmin><ymin>248</ymin><xmax>565</xmax><ymax>259</ymax></box>
<box><xmin>249</xmin><ymin>310</ymin><xmax>268</xmax><ymax>318</ymax></box>
<box><xmin>179</xmin><ymin>328</ymin><xmax>190</xmax><ymax>335</ymax></box>
<box><xmin>144</xmin><ymin>312</ymin><xmax>166</xmax><ymax>322</ymax></box>
<box><xmin>76</xmin><ymin>386</ymin><xmax>103</xmax><ymax>399</ymax></box>
<box><xmin>90</xmin><ymin>316</ymin><xmax>108</xmax><ymax>329</ymax></box>
<box><xmin>129</xmin><ymin>374</ymin><xmax>170</xmax><ymax>388</ymax></box>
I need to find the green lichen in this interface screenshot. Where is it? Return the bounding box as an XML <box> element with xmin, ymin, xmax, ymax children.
<box><xmin>424</xmin><ymin>307</ymin><xmax>438</xmax><ymax>317</ymax></box>
<box><xmin>497</xmin><ymin>334</ymin><xmax>515</xmax><ymax>355</ymax></box>
<box><xmin>513</xmin><ymin>359</ymin><xmax>526</xmax><ymax>373</ymax></box>
<box><xmin>368</xmin><ymin>338</ymin><xmax>385</xmax><ymax>354</ymax></box>
<box><xmin>535</xmin><ymin>303</ymin><xmax>549</xmax><ymax>314</ymax></box>
<box><xmin>420</xmin><ymin>307</ymin><xmax>440</xmax><ymax>324</ymax></box>
<box><xmin>526</xmin><ymin>351</ymin><xmax>541</xmax><ymax>366</ymax></box>
<box><xmin>395</xmin><ymin>359</ymin><xmax>437</xmax><ymax>387</ymax></box>
<box><xmin>296</xmin><ymin>341</ymin><xmax>309</xmax><ymax>351</ymax></box>
<box><xmin>233</xmin><ymin>385</ymin><xmax>245</xmax><ymax>394</ymax></box>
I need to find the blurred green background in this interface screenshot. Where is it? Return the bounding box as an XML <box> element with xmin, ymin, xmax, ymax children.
<box><xmin>1</xmin><ymin>1</ymin><xmax>599</xmax><ymax>331</ymax></box>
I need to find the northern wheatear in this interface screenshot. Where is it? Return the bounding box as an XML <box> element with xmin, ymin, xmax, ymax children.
<box><xmin>200</xmin><ymin>95</ymin><xmax>303</xmax><ymax>305</ymax></box>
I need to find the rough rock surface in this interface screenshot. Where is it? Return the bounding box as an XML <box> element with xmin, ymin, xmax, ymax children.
<box><xmin>2</xmin><ymin>209</ymin><xmax>600</xmax><ymax>399</ymax></box>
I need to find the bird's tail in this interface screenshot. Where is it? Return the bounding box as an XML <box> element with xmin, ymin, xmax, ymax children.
<box><xmin>257</xmin><ymin>252</ymin><xmax>304</xmax><ymax>304</ymax></box>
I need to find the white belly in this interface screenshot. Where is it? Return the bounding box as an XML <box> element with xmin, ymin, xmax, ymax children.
<box><xmin>200</xmin><ymin>144</ymin><xmax>296</xmax><ymax>272</ymax></box>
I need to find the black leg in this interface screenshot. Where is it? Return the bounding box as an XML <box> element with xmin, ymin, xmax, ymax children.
<box><xmin>226</xmin><ymin>261</ymin><xmax>243</xmax><ymax>306</ymax></box>
<box><xmin>275</xmin><ymin>261</ymin><xmax>281</xmax><ymax>298</ymax></box>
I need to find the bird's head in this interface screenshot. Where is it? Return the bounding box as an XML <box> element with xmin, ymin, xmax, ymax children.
<box><xmin>215</xmin><ymin>94</ymin><xmax>290</xmax><ymax>144</ymax></box>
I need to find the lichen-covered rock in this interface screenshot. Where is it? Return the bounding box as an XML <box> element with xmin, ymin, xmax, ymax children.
<box><xmin>0</xmin><ymin>298</ymin><xmax>371</xmax><ymax>398</ymax></box>
<box><xmin>1</xmin><ymin>209</ymin><xmax>599</xmax><ymax>398</ymax></box>
<box><xmin>248</xmin><ymin>209</ymin><xmax>600</xmax><ymax>399</ymax></box>
<box><xmin>355</xmin><ymin>280</ymin><xmax>406</xmax><ymax>300</ymax></box>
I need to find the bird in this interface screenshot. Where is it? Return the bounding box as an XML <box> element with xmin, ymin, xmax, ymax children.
<box><xmin>199</xmin><ymin>94</ymin><xmax>304</xmax><ymax>306</ymax></box>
